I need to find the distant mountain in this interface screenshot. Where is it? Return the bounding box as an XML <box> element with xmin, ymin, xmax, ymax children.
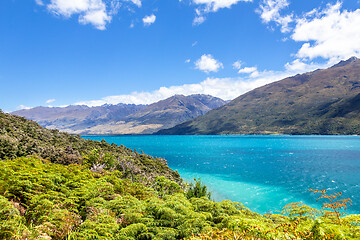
<box><xmin>157</xmin><ymin>57</ymin><xmax>360</xmax><ymax>135</ymax></box>
<box><xmin>12</xmin><ymin>94</ymin><xmax>226</xmax><ymax>135</ymax></box>
<box><xmin>12</xmin><ymin>104</ymin><xmax>146</xmax><ymax>133</ymax></box>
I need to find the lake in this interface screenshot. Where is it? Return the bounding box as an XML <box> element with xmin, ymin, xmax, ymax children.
<box><xmin>83</xmin><ymin>135</ymin><xmax>360</xmax><ymax>214</ymax></box>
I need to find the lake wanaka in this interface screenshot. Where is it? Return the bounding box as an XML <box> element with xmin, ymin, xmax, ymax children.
<box><xmin>83</xmin><ymin>135</ymin><xmax>360</xmax><ymax>214</ymax></box>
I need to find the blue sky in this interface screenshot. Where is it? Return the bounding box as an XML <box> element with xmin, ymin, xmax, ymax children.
<box><xmin>1</xmin><ymin>0</ymin><xmax>360</xmax><ymax>112</ymax></box>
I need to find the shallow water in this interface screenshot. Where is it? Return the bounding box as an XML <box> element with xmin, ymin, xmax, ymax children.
<box><xmin>83</xmin><ymin>135</ymin><xmax>360</xmax><ymax>214</ymax></box>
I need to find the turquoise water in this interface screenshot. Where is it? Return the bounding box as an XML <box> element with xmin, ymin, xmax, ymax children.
<box><xmin>83</xmin><ymin>135</ymin><xmax>360</xmax><ymax>214</ymax></box>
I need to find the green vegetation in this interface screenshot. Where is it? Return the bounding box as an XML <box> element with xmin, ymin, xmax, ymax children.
<box><xmin>1</xmin><ymin>110</ymin><xmax>359</xmax><ymax>239</ymax></box>
<box><xmin>1</xmin><ymin>157</ymin><xmax>359</xmax><ymax>239</ymax></box>
<box><xmin>0</xmin><ymin>110</ymin><xmax>181</xmax><ymax>184</ymax></box>
<box><xmin>186</xmin><ymin>178</ymin><xmax>211</xmax><ymax>199</ymax></box>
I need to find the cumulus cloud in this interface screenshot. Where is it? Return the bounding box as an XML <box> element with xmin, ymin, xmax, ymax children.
<box><xmin>292</xmin><ymin>2</ymin><xmax>360</xmax><ymax>61</ymax></box>
<box><xmin>41</xmin><ymin>0</ymin><xmax>140</xmax><ymax>30</ymax></box>
<box><xmin>284</xmin><ymin>59</ymin><xmax>325</xmax><ymax>72</ymax></box>
<box><xmin>193</xmin><ymin>0</ymin><xmax>252</xmax><ymax>25</ymax></box>
<box><xmin>257</xmin><ymin>1</ymin><xmax>360</xmax><ymax>63</ymax></box>
<box><xmin>233</xmin><ymin>60</ymin><xmax>259</xmax><ymax>76</ymax></box>
<box><xmin>257</xmin><ymin>0</ymin><xmax>293</xmax><ymax>33</ymax></box>
<box><xmin>47</xmin><ymin>0</ymin><xmax>111</xmax><ymax>30</ymax></box>
<box><xmin>195</xmin><ymin>54</ymin><xmax>224</xmax><ymax>73</ymax></box>
<box><xmin>143</xmin><ymin>14</ymin><xmax>156</xmax><ymax>26</ymax></box>
<box><xmin>255</xmin><ymin>1</ymin><xmax>360</xmax><ymax>72</ymax></box>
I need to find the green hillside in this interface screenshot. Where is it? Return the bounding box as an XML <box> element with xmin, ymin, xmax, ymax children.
<box><xmin>157</xmin><ymin>57</ymin><xmax>360</xmax><ymax>135</ymax></box>
<box><xmin>0</xmin><ymin>110</ymin><xmax>181</xmax><ymax>183</ymax></box>
<box><xmin>1</xmin><ymin>110</ymin><xmax>359</xmax><ymax>239</ymax></box>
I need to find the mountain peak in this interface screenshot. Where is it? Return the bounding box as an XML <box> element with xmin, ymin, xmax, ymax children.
<box><xmin>331</xmin><ymin>56</ymin><xmax>359</xmax><ymax>68</ymax></box>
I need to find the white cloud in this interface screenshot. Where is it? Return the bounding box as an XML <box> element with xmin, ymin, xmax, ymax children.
<box><xmin>17</xmin><ymin>105</ymin><xmax>31</xmax><ymax>110</ymax></box>
<box><xmin>238</xmin><ymin>66</ymin><xmax>257</xmax><ymax>74</ymax></box>
<box><xmin>185</xmin><ymin>59</ymin><xmax>191</xmax><ymax>63</ymax></box>
<box><xmin>42</xmin><ymin>0</ymin><xmax>140</xmax><ymax>30</ymax></box>
<box><xmin>129</xmin><ymin>0</ymin><xmax>141</xmax><ymax>8</ymax></box>
<box><xmin>193</xmin><ymin>15</ymin><xmax>206</xmax><ymax>25</ymax></box>
<box><xmin>257</xmin><ymin>1</ymin><xmax>360</xmax><ymax>62</ymax></box>
<box><xmin>257</xmin><ymin>0</ymin><xmax>293</xmax><ymax>33</ymax></box>
<box><xmin>193</xmin><ymin>0</ymin><xmax>252</xmax><ymax>25</ymax></box>
<box><xmin>143</xmin><ymin>14</ymin><xmax>156</xmax><ymax>26</ymax></box>
<box><xmin>47</xmin><ymin>0</ymin><xmax>112</xmax><ymax>30</ymax></box>
<box><xmin>192</xmin><ymin>41</ymin><xmax>198</xmax><ymax>47</ymax></box>
<box><xmin>292</xmin><ymin>2</ymin><xmax>360</xmax><ymax>61</ymax></box>
<box><xmin>193</xmin><ymin>0</ymin><xmax>252</xmax><ymax>12</ymax></box>
<box><xmin>284</xmin><ymin>59</ymin><xmax>322</xmax><ymax>72</ymax></box>
<box><xmin>35</xmin><ymin>0</ymin><xmax>44</xmax><ymax>6</ymax></box>
<box><xmin>46</xmin><ymin>99</ymin><xmax>56</xmax><ymax>104</ymax></box>
<box><xmin>233</xmin><ymin>60</ymin><xmax>259</xmax><ymax>76</ymax></box>
<box><xmin>232</xmin><ymin>60</ymin><xmax>242</xmax><ymax>70</ymax></box>
<box><xmin>195</xmin><ymin>54</ymin><xmax>224</xmax><ymax>73</ymax></box>
<box><xmin>79</xmin><ymin>8</ymin><xmax>112</xmax><ymax>30</ymax></box>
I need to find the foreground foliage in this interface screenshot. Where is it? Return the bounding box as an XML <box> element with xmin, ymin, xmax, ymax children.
<box><xmin>1</xmin><ymin>157</ymin><xmax>359</xmax><ymax>240</ymax></box>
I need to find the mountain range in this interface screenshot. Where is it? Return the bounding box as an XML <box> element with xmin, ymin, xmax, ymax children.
<box><xmin>157</xmin><ymin>57</ymin><xmax>360</xmax><ymax>135</ymax></box>
<box><xmin>12</xmin><ymin>94</ymin><xmax>226</xmax><ymax>135</ymax></box>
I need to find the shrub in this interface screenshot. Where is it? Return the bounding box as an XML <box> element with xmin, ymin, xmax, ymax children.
<box><xmin>186</xmin><ymin>178</ymin><xmax>211</xmax><ymax>199</ymax></box>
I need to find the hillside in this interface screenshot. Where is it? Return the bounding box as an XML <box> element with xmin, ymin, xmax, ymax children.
<box><xmin>12</xmin><ymin>94</ymin><xmax>226</xmax><ymax>135</ymax></box>
<box><xmin>1</xmin><ymin>109</ymin><xmax>359</xmax><ymax>239</ymax></box>
<box><xmin>0</xmin><ymin>110</ymin><xmax>181</xmax><ymax>183</ymax></box>
<box><xmin>157</xmin><ymin>57</ymin><xmax>360</xmax><ymax>135</ymax></box>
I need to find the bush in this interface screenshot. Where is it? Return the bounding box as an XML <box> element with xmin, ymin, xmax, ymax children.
<box><xmin>186</xmin><ymin>178</ymin><xmax>211</xmax><ymax>199</ymax></box>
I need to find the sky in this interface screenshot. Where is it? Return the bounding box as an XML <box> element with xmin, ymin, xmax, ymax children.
<box><xmin>1</xmin><ymin>0</ymin><xmax>360</xmax><ymax>112</ymax></box>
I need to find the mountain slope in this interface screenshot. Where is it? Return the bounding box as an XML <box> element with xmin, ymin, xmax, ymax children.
<box><xmin>12</xmin><ymin>94</ymin><xmax>226</xmax><ymax>135</ymax></box>
<box><xmin>124</xmin><ymin>94</ymin><xmax>226</xmax><ymax>132</ymax></box>
<box><xmin>157</xmin><ymin>57</ymin><xmax>360</xmax><ymax>135</ymax></box>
